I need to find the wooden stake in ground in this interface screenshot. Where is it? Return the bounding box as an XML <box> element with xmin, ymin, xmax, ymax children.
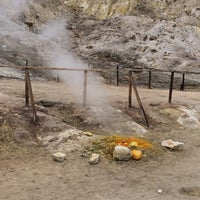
<box><xmin>83</xmin><ymin>70</ymin><xmax>88</xmax><ymax>107</ymax></box>
<box><xmin>128</xmin><ymin>71</ymin><xmax>149</xmax><ymax>127</ymax></box>
<box><xmin>26</xmin><ymin>70</ymin><xmax>37</xmax><ymax>123</ymax></box>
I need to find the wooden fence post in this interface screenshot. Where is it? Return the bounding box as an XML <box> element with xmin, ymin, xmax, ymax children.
<box><xmin>130</xmin><ymin>75</ymin><xmax>149</xmax><ymax>127</ymax></box>
<box><xmin>180</xmin><ymin>73</ymin><xmax>185</xmax><ymax>91</ymax></box>
<box><xmin>25</xmin><ymin>60</ymin><xmax>29</xmax><ymax>107</ymax></box>
<box><xmin>26</xmin><ymin>71</ymin><xmax>37</xmax><ymax>123</ymax></box>
<box><xmin>116</xmin><ymin>66</ymin><xmax>119</xmax><ymax>86</ymax></box>
<box><xmin>83</xmin><ymin>70</ymin><xmax>88</xmax><ymax>107</ymax></box>
<box><xmin>148</xmin><ymin>68</ymin><xmax>152</xmax><ymax>89</ymax></box>
<box><xmin>128</xmin><ymin>71</ymin><xmax>132</xmax><ymax>107</ymax></box>
<box><xmin>169</xmin><ymin>72</ymin><xmax>174</xmax><ymax>103</ymax></box>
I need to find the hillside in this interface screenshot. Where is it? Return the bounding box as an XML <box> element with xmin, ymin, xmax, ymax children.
<box><xmin>0</xmin><ymin>0</ymin><xmax>200</xmax><ymax>84</ymax></box>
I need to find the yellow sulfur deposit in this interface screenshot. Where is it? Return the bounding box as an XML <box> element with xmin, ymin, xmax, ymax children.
<box><xmin>132</xmin><ymin>150</ymin><xmax>143</xmax><ymax>160</ymax></box>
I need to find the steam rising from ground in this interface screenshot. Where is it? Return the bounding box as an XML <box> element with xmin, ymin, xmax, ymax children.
<box><xmin>0</xmin><ymin>0</ymin><xmax>30</xmax><ymax>16</ymax></box>
<box><xmin>0</xmin><ymin>0</ymin><xmax>148</xmax><ymax>134</ymax></box>
<box><xmin>0</xmin><ymin>0</ymin><xmax>107</xmax><ymax>106</ymax></box>
<box><xmin>39</xmin><ymin>18</ymin><xmax>108</xmax><ymax>105</ymax></box>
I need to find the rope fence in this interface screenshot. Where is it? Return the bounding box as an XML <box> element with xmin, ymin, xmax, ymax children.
<box><xmin>0</xmin><ymin>64</ymin><xmax>199</xmax><ymax>125</ymax></box>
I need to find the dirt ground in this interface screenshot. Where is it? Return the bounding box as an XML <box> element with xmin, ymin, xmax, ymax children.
<box><xmin>0</xmin><ymin>78</ymin><xmax>200</xmax><ymax>200</ymax></box>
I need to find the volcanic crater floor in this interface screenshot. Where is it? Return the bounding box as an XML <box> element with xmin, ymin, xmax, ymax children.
<box><xmin>0</xmin><ymin>78</ymin><xmax>200</xmax><ymax>200</ymax></box>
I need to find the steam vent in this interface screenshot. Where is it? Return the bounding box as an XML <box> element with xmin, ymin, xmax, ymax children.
<box><xmin>0</xmin><ymin>0</ymin><xmax>200</xmax><ymax>200</ymax></box>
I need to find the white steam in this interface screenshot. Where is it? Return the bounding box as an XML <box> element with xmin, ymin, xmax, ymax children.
<box><xmin>39</xmin><ymin>18</ymin><xmax>108</xmax><ymax>105</ymax></box>
<box><xmin>0</xmin><ymin>0</ymin><xmax>108</xmax><ymax>106</ymax></box>
<box><xmin>0</xmin><ymin>0</ymin><xmax>30</xmax><ymax>17</ymax></box>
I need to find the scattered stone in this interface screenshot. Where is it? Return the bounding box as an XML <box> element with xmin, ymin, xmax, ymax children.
<box><xmin>52</xmin><ymin>152</ymin><xmax>66</xmax><ymax>162</ymax></box>
<box><xmin>89</xmin><ymin>153</ymin><xmax>100</xmax><ymax>164</ymax></box>
<box><xmin>113</xmin><ymin>146</ymin><xmax>132</xmax><ymax>161</ymax></box>
<box><xmin>157</xmin><ymin>189</ymin><xmax>163</xmax><ymax>194</ymax></box>
<box><xmin>83</xmin><ymin>131</ymin><xmax>93</xmax><ymax>137</ymax></box>
<box><xmin>132</xmin><ymin>150</ymin><xmax>143</xmax><ymax>160</ymax></box>
<box><xmin>161</xmin><ymin>139</ymin><xmax>184</xmax><ymax>150</ymax></box>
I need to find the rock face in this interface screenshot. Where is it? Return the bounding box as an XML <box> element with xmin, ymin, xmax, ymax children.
<box><xmin>113</xmin><ymin>145</ymin><xmax>132</xmax><ymax>161</ymax></box>
<box><xmin>69</xmin><ymin>0</ymin><xmax>200</xmax><ymax>86</ymax></box>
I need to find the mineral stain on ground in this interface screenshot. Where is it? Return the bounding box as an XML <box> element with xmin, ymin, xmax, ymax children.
<box><xmin>89</xmin><ymin>135</ymin><xmax>155</xmax><ymax>159</ymax></box>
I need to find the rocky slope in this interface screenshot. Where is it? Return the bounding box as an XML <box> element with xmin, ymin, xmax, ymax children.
<box><xmin>0</xmin><ymin>0</ymin><xmax>200</xmax><ymax>86</ymax></box>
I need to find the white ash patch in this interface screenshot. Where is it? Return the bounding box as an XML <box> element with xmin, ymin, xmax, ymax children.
<box><xmin>177</xmin><ymin>107</ymin><xmax>200</xmax><ymax>128</ymax></box>
<box><xmin>38</xmin><ymin>128</ymin><xmax>93</xmax><ymax>153</ymax></box>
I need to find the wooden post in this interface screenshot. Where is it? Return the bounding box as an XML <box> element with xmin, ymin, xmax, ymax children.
<box><xmin>26</xmin><ymin>71</ymin><xmax>37</xmax><ymax>123</ymax></box>
<box><xmin>128</xmin><ymin>71</ymin><xmax>132</xmax><ymax>107</ymax></box>
<box><xmin>130</xmin><ymin>75</ymin><xmax>149</xmax><ymax>127</ymax></box>
<box><xmin>83</xmin><ymin>70</ymin><xmax>88</xmax><ymax>107</ymax></box>
<box><xmin>148</xmin><ymin>68</ymin><xmax>152</xmax><ymax>89</ymax></box>
<box><xmin>56</xmin><ymin>74</ymin><xmax>60</xmax><ymax>82</ymax></box>
<box><xmin>116</xmin><ymin>66</ymin><xmax>119</xmax><ymax>86</ymax></box>
<box><xmin>169</xmin><ymin>72</ymin><xmax>174</xmax><ymax>103</ymax></box>
<box><xmin>25</xmin><ymin>60</ymin><xmax>29</xmax><ymax>107</ymax></box>
<box><xmin>180</xmin><ymin>73</ymin><xmax>185</xmax><ymax>91</ymax></box>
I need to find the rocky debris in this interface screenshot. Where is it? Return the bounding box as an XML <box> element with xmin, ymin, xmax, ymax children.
<box><xmin>161</xmin><ymin>139</ymin><xmax>184</xmax><ymax>151</ymax></box>
<box><xmin>131</xmin><ymin>150</ymin><xmax>143</xmax><ymax>160</ymax></box>
<box><xmin>113</xmin><ymin>145</ymin><xmax>132</xmax><ymax>161</ymax></box>
<box><xmin>52</xmin><ymin>152</ymin><xmax>66</xmax><ymax>162</ymax></box>
<box><xmin>82</xmin><ymin>131</ymin><xmax>93</xmax><ymax>137</ymax></box>
<box><xmin>38</xmin><ymin>128</ymin><xmax>90</xmax><ymax>153</ymax></box>
<box><xmin>89</xmin><ymin>153</ymin><xmax>101</xmax><ymax>164</ymax></box>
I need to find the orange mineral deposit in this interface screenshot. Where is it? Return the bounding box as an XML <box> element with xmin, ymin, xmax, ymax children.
<box><xmin>132</xmin><ymin>150</ymin><xmax>143</xmax><ymax>160</ymax></box>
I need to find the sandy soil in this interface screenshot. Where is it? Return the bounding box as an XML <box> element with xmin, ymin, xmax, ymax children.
<box><xmin>0</xmin><ymin>78</ymin><xmax>200</xmax><ymax>200</ymax></box>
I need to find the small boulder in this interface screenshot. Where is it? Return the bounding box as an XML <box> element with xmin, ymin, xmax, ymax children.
<box><xmin>52</xmin><ymin>152</ymin><xmax>66</xmax><ymax>162</ymax></box>
<box><xmin>132</xmin><ymin>150</ymin><xmax>143</xmax><ymax>160</ymax></box>
<box><xmin>113</xmin><ymin>146</ymin><xmax>132</xmax><ymax>161</ymax></box>
<box><xmin>161</xmin><ymin>139</ymin><xmax>184</xmax><ymax>150</ymax></box>
<box><xmin>89</xmin><ymin>153</ymin><xmax>100</xmax><ymax>164</ymax></box>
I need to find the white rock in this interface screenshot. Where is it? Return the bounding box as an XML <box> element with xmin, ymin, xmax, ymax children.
<box><xmin>113</xmin><ymin>145</ymin><xmax>132</xmax><ymax>161</ymax></box>
<box><xmin>161</xmin><ymin>139</ymin><xmax>184</xmax><ymax>150</ymax></box>
<box><xmin>83</xmin><ymin>131</ymin><xmax>93</xmax><ymax>137</ymax></box>
<box><xmin>52</xmin><ymin>152</ymin><xmax>66</xmax><ymax>162</ymax></box>
<box><xmin>89</xmin><ymin>153</ymin><xmax>100</xmax><ymax>164</ymax></box>
<box><xmin>157</xmin><ymin>189</ymin><xmax>163</xmax><ymax>194</ymax></box>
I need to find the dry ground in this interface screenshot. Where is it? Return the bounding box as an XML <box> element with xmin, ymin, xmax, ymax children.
<box><xmin>0</xmin><ymin>78</ymin><xmax>200</xmax><ymax>200</ymax></box>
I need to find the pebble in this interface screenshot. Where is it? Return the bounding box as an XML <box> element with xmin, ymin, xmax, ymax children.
<box><xmin>52</xmin><ymin>152</ymin><xmax>66</xmax><ymax>162</ymax></box>
<box><xmin>157</xmin><ymin>189</ymin><xmax>163</xmax><ymax>194</ymax></box>
<box><xmin>89</xmin><ymin>153</ymin><xmax>100</xmax><ymax>164</ymax></box>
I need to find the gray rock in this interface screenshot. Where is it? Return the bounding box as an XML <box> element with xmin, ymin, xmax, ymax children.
<box><xmin>89</xmin><ymin>153</ymin><xmax>100</xmax><ymax>164</ymax></box>
<box><xmin>161</xmin><ymin>139</ymin><xmax>184</xmax><ymax>151</ymax></box>
<box><xmin>113</xmin><ymin>145</ymin><xmax>132</xmax><ymax>161</ymax></box>
<box><xmin>52</xmin><ymin>152</ymin><xmax>66</xmax><ymax>162</ymax></box>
